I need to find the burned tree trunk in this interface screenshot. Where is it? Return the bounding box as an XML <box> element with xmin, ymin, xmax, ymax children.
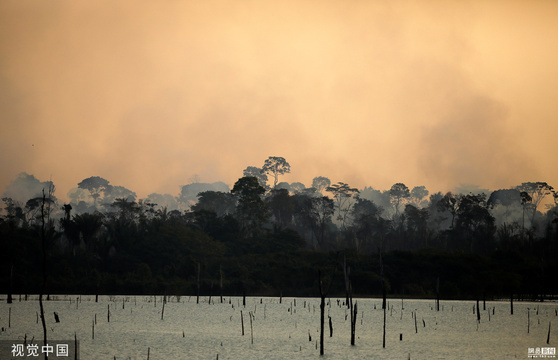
<box><xmin>343</xmin><ymin>255</ymin><xmax>357</xmax><ymax>346</ymax></box>
<box><xmin>436</xmin><ymin>277</ymin><xmax>440</xmax><ymax>311</ymax></box>
<box><xmin>220</xmin><ymin>264</ymin><xmax>223</xmax><ymax>304</ymax></box>
<box><xmin>379</xmin><ymin>249</ymin><xmax>387</xmax><ymax>348</ymax></box>
<box><xmin>7</xmin><ymin>265</ymin><xmax>13</xmax><ymax>304</ymax></box>
<box><xmin>319</xmin><ymin>271</ymin><xmax>326</xmax><ymax>356</ymax></box>
<box><xmin>351</xmin><ymin>301</ymin><xmax>358</xmax><ymax>346</ymax></box>
<box><xmin>196</xmin><ymin>262</ymin><xmax>200</xmax><ymax>304</ymax></box>
<box><xmin>39</xmin><ymin>189</ymin><xmax>49</xmax><ymax>359</ymax></box>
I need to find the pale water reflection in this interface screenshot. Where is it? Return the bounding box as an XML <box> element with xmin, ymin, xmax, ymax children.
<box><xmin>1</xmin><ymin>295</ymin><xmax>556</xmax><ymax>359</ymax></box>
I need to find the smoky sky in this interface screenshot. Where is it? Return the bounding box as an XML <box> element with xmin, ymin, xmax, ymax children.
<box><xmin>1</xmin><ymin>0</ymin><xmax>557</xmax><ymax>202</ymax></box>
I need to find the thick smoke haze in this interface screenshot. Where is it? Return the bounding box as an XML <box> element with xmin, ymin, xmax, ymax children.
<box><xmin>1</xmin><ymin>0</ymin><xmax>557</xmax><ymax>202</ymax></box>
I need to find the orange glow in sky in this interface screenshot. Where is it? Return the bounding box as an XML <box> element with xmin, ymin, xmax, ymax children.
<box><xmin>1</xmin><ymin>0</ymin><xmax>557</xmax><ymax>201</ymax></box>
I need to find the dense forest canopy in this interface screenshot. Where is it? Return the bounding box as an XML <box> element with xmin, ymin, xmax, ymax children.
<box><xmin>1</xmin><ymin>158</ymin><xmax>557</xmax><ymax>300</ymax></box>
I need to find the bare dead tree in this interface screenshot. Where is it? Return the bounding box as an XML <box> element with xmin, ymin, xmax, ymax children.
<box><xmin>39</xmin><ymin>185</ymin><xmax>54</xmax><ymax>359</ymax></box>
<box><xmin>343</xmin><ymin>255</ymin><xmax>357</xmax><ymax>345</ymax></box>
<box><xmin>318</xmin><ymin>270</ymin><xmax>335</xmax><ymax>356</ymax></box>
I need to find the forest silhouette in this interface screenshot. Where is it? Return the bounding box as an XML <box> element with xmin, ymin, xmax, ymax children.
<box><xmin>1</xmin><ymin>157</ymin><xmax>557</xmax><ymax>301</ymax></box>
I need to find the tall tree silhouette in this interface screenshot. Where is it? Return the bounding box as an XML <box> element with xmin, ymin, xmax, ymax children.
<box><xmin>78</xmin><ymin>176</ymin><xmax>110</xmax><ymax>208</ymax></box>
<box><xmin>262</xmin><ymin>156</ymin><xmax>291</xmax><ymax>189</ymax></box>
<box><xmin>231</xmin><ymin>176</ymin><xmax>269</xmax><ymax>237</ymax></box>
<box><xmin>326</xmin><ymin>182</ymin><xmax>359</xmax><ymax>229</ymax></box>
<box><xmin>389</xmin><ymin>183</ymin><xmax>410</xmax><ymax>217</ymax></box>
<box><xmin>516</xmin><ymin>182</ymin><xmax>554</xmax><ymax>229</ymax></box>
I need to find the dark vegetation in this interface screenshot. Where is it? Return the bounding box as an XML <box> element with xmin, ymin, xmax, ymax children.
<box><xmin>1</xmin><ymin>158</ymin><xmax>557</xmax><ymax>301</ymax></box>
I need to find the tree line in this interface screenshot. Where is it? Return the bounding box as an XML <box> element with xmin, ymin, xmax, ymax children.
<box><xmin>1</xmin><ymin>156</ymin><xmax>557</xmax><ymax>300</ymax></box>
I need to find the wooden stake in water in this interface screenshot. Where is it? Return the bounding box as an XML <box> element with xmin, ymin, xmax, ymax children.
<box><xmin>241</xmin><ymin>310</ymin><xmax>245</xmax><ymax>336</ymax></box>
<box><xmin>318</xmin><ymin>270</ymin><xmax>328</xmax><ymax>355</ymax></box>
<box><xmin>7</xmin><ymin>265</ymin><xmax>13</xmax><ymax>304</ymax></box>
<box><xmin>161</xmin><ymin>300</ymin><xmax>165</xmax><ymax>320</ymax></box>
<box><xmin>436</xmin><ymin>277</ymin><xmax>440</xmax><ymax>312</ymax></box>
<box><xmin>249</xmin><ymin>311</ymin><xmax>254</xmax><ymax>344</ymax></box>
<box><xmin>147</xmin><ymin>347</ymin><xmax>150</xmax><ymax>360</ymax></box>
<box><xmin>383</xmin><ymin>302</ymin><xmax>386</xmax><ymax>348</ymax></box>
<box><xmin>547</xmin><ymin>321</ymin><xmax>551</xmax><ymax>345</ymax></box>
<box><xmin>196</xmin><ymin>262</ymin><xmax>201</xmax><ymax>304</ymax></box>
<box><xmin>108</xmin><ymin>304</ymin><xmax>110</xmax><ymax>322</ymax></box>
<box><xmin>220</xmin><ymin>264</ymin><xmax>223</xmax><ymax>304</ymax></box>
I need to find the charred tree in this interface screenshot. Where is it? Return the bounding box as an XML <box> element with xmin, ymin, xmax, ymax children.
<box><xmin>343</xmin><ymin>255</ymin><xmax>357</xmax><ymax>346</ymax></box>
<box><xmin>39</xmin><ymin>188</ymin><xmax>51</xmax><ymax>360</ymax></box>
<box><xmin>318</xmin><ymin>270</ymin><xmax>335</xmax><ymax>356</ymax></box>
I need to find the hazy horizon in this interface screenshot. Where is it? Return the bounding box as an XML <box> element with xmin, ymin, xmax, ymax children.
<box><xmin>2</xmin><ymin>0</ymin><xmax>557</xmax><ymax>203</ymax></box>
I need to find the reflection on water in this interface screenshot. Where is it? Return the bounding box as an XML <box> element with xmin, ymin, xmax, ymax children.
<box><xmin>0</xmin><ymin>295</ymin><xmax>555</xmax><ymax>359</ymax></box>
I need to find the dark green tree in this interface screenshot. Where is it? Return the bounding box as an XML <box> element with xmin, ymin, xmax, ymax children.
<box><xmin>192</xmin><ymin>191</ymin><xmax>236</xmax><ymax>217</ymax></box>
<box><xmin>389</xmin><ymin>183</ymin><xmax>410</xmax><ymax>217</ymax></box>
<box><xmin>267</xmin><ymin>188</ymin><xmax>295</xmax><ymax>228</ymax></box>
<box><xmin>437</xmin><ymin>192</ymin><xmax>461</xmax><ymax>229</ymax></box>
<box><xmin>351</xmin><ymin>197</ymin><xmax>382</xmax><ymax>251</ymax></box>
<box><xmin>404</xmin><ymin>204</ymin><xmax>430</xmax><ymax>248</ymax></box>
<box><xmin>455</xmin><ymin>193</ymin><xmax>495</xmax><ymax>253</ymax></box>
<box><xmin>70</xmin><ymin>212</ymin><xmax>104</xmax><ymax>254</ymax></box>
<box><xmin>326</xmin><ymin>182</ymin><xmax>359</xmax><ymax>229</ymax></box>
<box><xmin>110</xmin><ymin>198</ymin><xmax>140</xmax><ymax>222</ymax></box>
<box><xmin>298</xmin><ymin>196</ymin><xmax>335</xmax><ymax>250</ymax></box>
<box><xmin>231</xmin><ymin>176</ymin><xmax>270</xmax><ymax>237</ymax></box>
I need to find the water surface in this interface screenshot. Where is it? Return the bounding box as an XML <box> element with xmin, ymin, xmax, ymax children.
<box><xmin>1</xmin><ymin>295</ymin><xmax>555</xmax><ymax>359</ymax></box>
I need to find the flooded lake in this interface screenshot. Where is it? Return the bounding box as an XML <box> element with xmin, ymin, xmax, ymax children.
<box><xmin>1</xmin><ymin>295</ymin><xmax>556</xmax><ymax>359</ymax></box>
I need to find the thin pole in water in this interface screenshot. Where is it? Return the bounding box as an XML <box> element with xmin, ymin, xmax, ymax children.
<box><xmin>383</xmin><ymin>302</ymin><xmax>386</xmax><ymax>348</ymax></box>
<box><xmin>249</xmin><ymin>311</ymin><xmax>254</xmax><ymax>344</ymax></box>
<box><xmin>528</xmin><ymin>309</ymin><xmax>530</xmax><ymax>334</ymax></box>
